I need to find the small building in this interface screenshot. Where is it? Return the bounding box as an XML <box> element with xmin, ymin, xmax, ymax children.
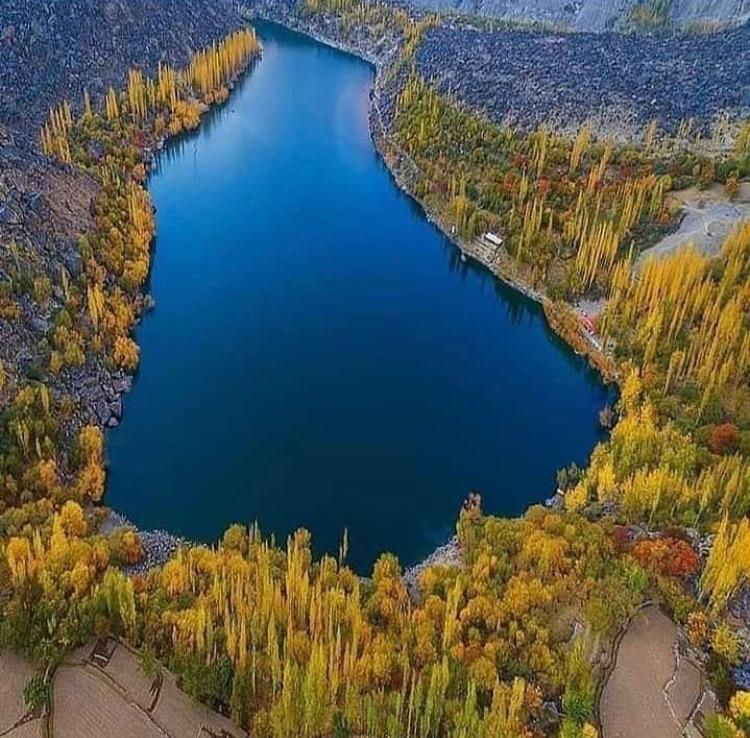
<box><xmin>481</xmin><ymin>231</ymin><xmax>503</xmax><ymax>247</ymax></box>
<box><xmin>579</xmin><ymin>312</ymin><xmax>597</xmax><ymax>334</ymax></box>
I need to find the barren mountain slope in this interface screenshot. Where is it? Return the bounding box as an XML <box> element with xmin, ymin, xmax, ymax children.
<box><xmin>416</xmin><ymin>22</ymin><xmax>750</xmax><ymax>136</ymax></box>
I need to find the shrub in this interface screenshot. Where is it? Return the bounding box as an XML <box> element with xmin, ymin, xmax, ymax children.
<box><xmin>709</xmin><ymin>423</ymin><xmax>740</xmax><ymax>455</ymax></box>
<box><xmin>711</xmin><ymin>623</ymin><xmax>741</xmax><ymax>665</ymax></box>
<box><xmin>23</xmin><ymin>675</ymin><xmax>49</xmax><ymax>712</ymax></box>
<box><xmin>632</xmin><ymin>537</ymin><xmax>699</xmax><ymax>578</ymax></box>
<box><xmin>686</xmin><ymin>611</ymin><xmax>710</xmax><ymax>648</ymax></box>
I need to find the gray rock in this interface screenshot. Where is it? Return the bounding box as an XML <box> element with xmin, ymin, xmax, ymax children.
<box><xmin>400</xmin><ymin>0</ymin><xmax>748</xmax><ymax>33</ymax></box>
<box><xmin>62</xmin><ymin>249</ymin><xmax>82</xmax><ymax>277</ymax></box>
<box><xmin>29</xmin><ymin>315</ymin><xmax>49</xmax><ymax>334</ymax></box>
<box><xmin>95</xmin><ymin>398</ymin><xmax>111</xmax><ymax>425</ymax></box>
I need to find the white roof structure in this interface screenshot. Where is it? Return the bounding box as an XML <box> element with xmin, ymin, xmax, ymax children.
<box><xmin>482</xmin><ymin>232</ymin><xmax>503</xmax><ymax>246</ymax></box>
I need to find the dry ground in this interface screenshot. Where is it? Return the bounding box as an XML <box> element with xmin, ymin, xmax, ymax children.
<box><xmin>599</xmin><ymin>605</ymin><xmax>706</xmax><ymax>738</ymax></box>
<box><xmin>0</xmin><ymin>651</ymin><xmax>43</xmax><ymax>738</ymax></box>
<box><xmin>2</xmin><ymin>640</ymin><xmax>246</xmax><ymax>738</ymax></box>
<box><xmin>637</xmin><ymin>182</ymin><xmax>750</xmax><ymax>268</ymax></box>
<box><xmin>53</xmin><ymin>663</ymin><xmax>164</xmax><ymax>738</ymax></box>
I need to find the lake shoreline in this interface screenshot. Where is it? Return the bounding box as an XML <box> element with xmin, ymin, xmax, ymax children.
<box><xmin>100</xmin><ymin>508</ymin><xmax>464</xmax><ymax>584</ymax></box>
<box><xmin>246</xmin><ymin>13</ymin><xmax>618</xmax><ymax>384</ymax></box>
<box><xmin>101</xmin><ymin>15</ymin><xmax>610</xmax><ymax>581</ymax></box>
<box><xmin>98</xmin><ymin>23</ymin><xmax>466</xmax><ymax>581</ymax></box>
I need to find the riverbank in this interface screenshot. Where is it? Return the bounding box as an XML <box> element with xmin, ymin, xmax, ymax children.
<box><xmin>102</xmin><ymin>503</ymin><xmax>464</xmax><ymax>585</ymax></box>
<box><xmin>92</xmin><ymin>46</ymin><xmax>266</xmax><ymax>576</ymax></box>
<box><xmin>100</xmin><ymin>510</ymin><xmax>187</xmax><ymax>574</ymax></box>
<box><xmin>371</xmin><ymin>110</ymin><xmax>619</xmax><ymax>381</ymax></box>
<box><xmin>0</xmin><ymin>2</ymin><xmax>247</xmax><ymax>483</ymax></box>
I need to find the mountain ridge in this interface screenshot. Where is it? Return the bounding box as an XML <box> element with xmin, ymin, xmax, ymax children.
<box><xmin>394</xmin><ymin>0</ymin><xmax>750</xmax><ymax>31</ymax></box>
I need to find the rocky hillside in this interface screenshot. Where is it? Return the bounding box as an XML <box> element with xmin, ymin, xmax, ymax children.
<box><xmin>397</xmin><ymin>0</ymin><xmax>750</xmax><ymax>32</ymax></box>
<box><xmin>0</xmin><ymin>0</ymin><xmax>242</xmax><ymax>141</ymax></box>
<box><xmin>416</xmin><ymin>21</ymin><xmax>750</xmax><ymax>136</ymax></box>
<box><xmin>251</xmin><ymin>0</ymin><xmax>749</xmax><ymax>143</ymax></box>
<box><xmin>0</xmin><ymin>0</ymin><xmax>242</xmax><ymax>452</ymax></box>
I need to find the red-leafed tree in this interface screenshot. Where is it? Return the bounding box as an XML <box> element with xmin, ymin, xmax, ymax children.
<box><xmin>709</xmin><ymin>423</ymin><xmax>740</xmax><ymax>455</ymax></box>
<box><xmin>632</xmin><ymin>537</ymin><xmax>700</xmax><ymax>578</ymax></box>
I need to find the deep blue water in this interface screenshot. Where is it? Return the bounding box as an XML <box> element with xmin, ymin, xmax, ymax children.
<box><xmin>107</xmin><ymin>21</ymin><xmax>612</xmax><ymax>573</ymax></box>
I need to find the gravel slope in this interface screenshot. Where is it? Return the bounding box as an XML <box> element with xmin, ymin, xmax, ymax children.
<box><xmin>416</xmin><ymin>22</ymin><xmax>750</xmax><ymax>135</ymax></box>
<box><xmin>391</xmin><ymin>0</ymin><xmax>750</xmax><ymax>32</ymax></box>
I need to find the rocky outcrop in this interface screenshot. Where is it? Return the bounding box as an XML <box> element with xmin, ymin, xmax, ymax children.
<box><xmin>100</xmin><ymin>511</ymin><xmax>186</xmax><ymax>574</ymax></box>
<box><xmin>672</xmin><ymin>0</ymin><xmax>750</xmax><ymax>29</ymax></box>
<box><xmin>0</xmin><ymin>123</ymin><xmax>97</xmax><ymax>406</ymax></box>
<box><xmin>0</xmin><ymin>0</ymin><xmax>243</xmax><ymax>141</ymax></box>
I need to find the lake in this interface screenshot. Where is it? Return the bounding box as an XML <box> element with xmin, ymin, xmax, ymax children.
<box><xmin>107</xmin><ymin>20</ymin><xmax>612</xmax><ymax>573</ymax></box>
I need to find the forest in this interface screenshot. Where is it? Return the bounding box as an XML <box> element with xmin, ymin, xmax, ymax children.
<box><xmin>2</xmin><ymin>8</ymin><xmax>750</xmax><ymax>738</ymax></box>
<box><xmin>393</xmin><ymin>74</ymin><xmax>749</xmax><ymax>301</ymax></box>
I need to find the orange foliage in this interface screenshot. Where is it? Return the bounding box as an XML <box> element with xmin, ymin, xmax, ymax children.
<box><xmin>632</xmin><ymin>537</ymin><xmax>699</xmax><ymax>578</ymax></box>
<box><xmin>709</xmin><ymin>423</ymin><xmax>740</xmax><ymax>455</ymax></box>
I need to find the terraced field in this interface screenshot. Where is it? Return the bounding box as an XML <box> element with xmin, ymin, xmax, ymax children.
<box><xmin>599</xmin><ymin>606</ymin><xmax>714</xmax><ymax>738</ymax></box>
<box><xmin>0</xmin><ymin>651</ymin><xmax>43</xmax><ymax>738</ymax></box>
<box><xmin>0</xmin><ymin>642</ymin><xmax>246</xmax><ymax>738</ymax></box>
